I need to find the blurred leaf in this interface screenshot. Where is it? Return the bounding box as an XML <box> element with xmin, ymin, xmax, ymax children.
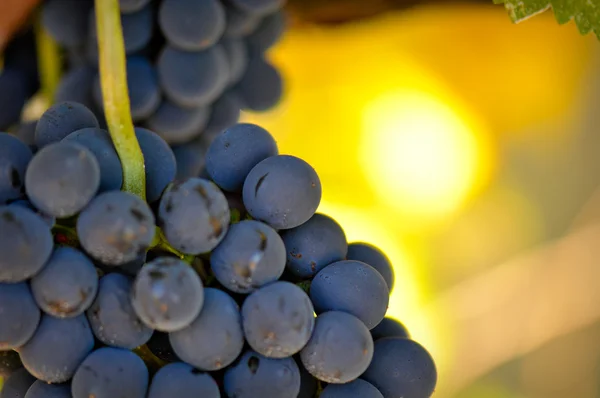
<box><xmin>493</xmin><ymin>0</ymin><xmax>600</xmax><ymax>39</ymax></box>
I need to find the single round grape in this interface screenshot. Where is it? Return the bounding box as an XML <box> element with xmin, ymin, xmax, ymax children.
<box><xmin>25</xmin><ymin>142</ymin><xmax>100</xmax><ymax>217</ymax></box>
<box><xmin>206</xmin><ymin>123</ymin><xmax>278</xmax><ymax>192</ymax></box>
<box><xmin>87</xmin><ymin>273</ymin><xmax>153</xmax><ymax>349</ymax></box>
<box><xmin>224</xmin><ymin>350</ymin><xmax>300</xmax><ymax>398</ymax></box>
<box><xmin>281</xmin><ymin>213</ymin><xmax>347</xmax><ymax>279</ymax></box>
<box><xmin>229</xmin><ymin>0</ymin><xmax>286</xmax><ymax>15</ymax></box>
<box><xmin>370</xmin><ymin>317</ymin><xmax>410</xmax><ymax>341</ymax></box>
<box><xmin>347</xmin><ymin>242</ymin><xmax>395</xmax><ymax>291</ymax></box>
<box><xmin>63</xmin><ymin>128</ymin><xmax>123</xmax><ymax>193</ymax></box>
<box><xmin>8</xmin><ymin>200</ymin><xmax>55</xmax><ymax>228</ymax></box>
<box><xmin>0</xmin><ymin>350</ymin><xmax>23</xmax><ymax>378</ymax></box>
<box><xmin>31</xmin><ymin>247</ymin><xmax>98</xmax><ymax>318</ymax></box>
<box><xmin>362</xmin><ymin>338</ymin><xmax>437</xmax><ymax>398</ymax></box>
<box><xmin>55</xmin><ymin>66</ymin><xmax>96</xmax><ymax>111</ymax></box>
<box><xmin>236</xmin><ymin>56</ymin><xmax>283</xmax><ymax>111</ymax></box>
<box><xmin>158</xmin><ymin>178</ymin><xmax>230</xmax><ymax>254</ymax></box>
<box><xmin>0</xmin><ymin>206</ymin><xmax>53</xmax><ymax>283</ymax></box>
<box><xmin>0</xmin><ymin>133</ymin><xmax>32</xmax><ymax>204</ymax></box>
<box><xmin>71</xmin><ymin>347</ymin><xmax>149</xmax><ymax>398</ymax></box>
<box><xmin>159</xmin><ymin>0</ymin><xmax>226</xmax><ymax>51</ymax></box>
<box><xmin>1</xmin><ymin>368</ymin><xmax>36</xmax><ymax>398</ymax></box>
<box><xmin>157</xmin><ymin>44</ymin><xmax>229</xmax><ymax>108</ymax></box>
<box><xmin>203</xmin><ymin>92</ymin><xmax>243</xmax><ymax>137</ymax></box>
<box><xmin>242</xmin><ymin>155</ymin><xmax>321</xmax><ymax>230</ymax></box>
<box><xmin>147</xmin><ymin>362</ymin><xmax>220</xmax><ymax>398</ymax></box>
<box><xmin>146</xmin><ymin>100</ymin><xmax>211</xmax><ymax>145</ymax></box>
<box><xmin>132</xmin><ymin>257</ymin><xmax>204</xmax><ymax>332</ymax></box>
<box><xmin>169</xmin><ymin>288</ymin><xmax>244</xmax><ymax>371</ymax></box>
<box><xmin>35</xmin><ymin>101</ymin><xmax>99</xmax><ymax>148</ymax></box>
<box><xmin>247</xmin><ymin>10</ymin><xmax>286</xmax><ymax>52</ymax></box>
<box><xmin>300</xmin><ymin>311</ymin><xmax>373</xmax><ymax>384</ymax></box>
<box><xmin>0</xmin><ymin>283</ymin><xmax>40</xmax><ymax>350</ymax></box>
<box><xmin>24</xmin><ymin>381</ymin><xmax>71</xmax><ymax>398</ymax></box>
<box><xmin>77</xmin><ymin>191</ymin><xmax>156</xmax><ymax>266</ymax></box>
<box><xmin>134</xmin><ymin>128</ymin><xmax>177</xmax><ymax>203</ymax></box>
<box><xmin>320</xmin><ymin>379</ymin><xmax>384</xmax><ymax>398</ymax></box>
<box><xmin>310</xmin><ymin>260</ymin><xmax>389</xmax><ymax>329</ymax></box>
<box><xmin>41</xmin><ymin>0</ymin><xmax>92</xmax><ymax>48</ymax></box>
<box><xmin>242</xmin><ymin>281</ymin><xmax>314</xmax><ymax>358</ymax></box>
<box><xmin>18</xmin><ymin>314</ymin><xmax>94</xmax><ymax>383</ymax></box>
<box><xmin>210</xmin><ymin>220</ymin><xmax>286</xmax><ymax>293</ymax></box>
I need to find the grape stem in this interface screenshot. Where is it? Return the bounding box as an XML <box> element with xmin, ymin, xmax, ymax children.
<box><xmin>34</xmin><ymin>11</ymin><xmax>61</xmax><ymax>105</ymax></box>
<box><xmin>95</xmin><ymin>0</ymin><xmax>146</xmax><ymax>199</ymax></box>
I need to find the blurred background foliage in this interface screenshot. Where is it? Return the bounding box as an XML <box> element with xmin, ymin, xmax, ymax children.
<box><xmin>243</xmin><ymin>2</ymin><xmax>600</xmax><ymax>397</ymax></box>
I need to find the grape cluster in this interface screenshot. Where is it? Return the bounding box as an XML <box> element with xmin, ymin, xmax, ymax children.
<box><xmin>2</xmin><ymin>0</ymin><xmax>285</xmax><ymax>176</ymax></box>
<box><xmin>0</xmin><ymin>116</ymin><xmax>437</xmax><ymax>397</ymax></box>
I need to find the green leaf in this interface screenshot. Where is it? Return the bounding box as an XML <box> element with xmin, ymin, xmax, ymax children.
<box><xmin>493</xmin><ymin>0</ymin><xmax>600</xmax><ymax>39</ymax></box>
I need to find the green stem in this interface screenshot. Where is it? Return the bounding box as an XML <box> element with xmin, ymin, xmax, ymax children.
<box><xmin>35</xmin><ymin>13</ymin><xmax>61</xmax><ymax>105</ymax></box>
<box><xmin>95</xmin><ymin>0</ymin><xmax>146</xmax><ymax>200</ymax></box>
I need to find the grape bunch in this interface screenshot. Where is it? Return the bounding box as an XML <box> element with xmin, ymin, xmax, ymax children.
<box><xmin>2</xmin><ymin>0</ymin><xmax>286</xmax><ymax>179</ymax></box>
<box><xmin>0</xmin><ymin>113</ymin><xmax>437</xmax><ymax>397</ymax></box>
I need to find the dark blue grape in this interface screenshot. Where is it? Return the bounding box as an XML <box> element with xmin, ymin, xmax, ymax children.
<box><xmin>296</xmin><ymin>357</ymin><xmax>318</xmax><ymax>398</ymax></box>
<box><xmin>210</xmin><ymin>220</ymin><xmax>285</xmax><ymax>293</ymax></box>
<box><xmin>0</xmin><ymin>133</ymin><xmax>32</xmax><ymax>204</ymax></box>
<box><xmin>242</xmin><ymin>281</ymin><xmax>314</xmax><ymax>358</ymax></box>
<box><xmin>87</xmin><ymin>273</ymin><xmax>153</xmax><ymax>349</ymax></box>
<box><xmin>25</xmin><ymin>142</ymin><xmax>100</xmax><ymax>218</ymax></box>
<box><xmin>134</xmin><ymin>128</ymin><xmax>177</xmax><ymax>203</ymax></box>
<box><xmin>224</xmin><ymin>7</ymin><xmax>260</xmax><ymax>38</ymax></box>
<box><xmin>0</xmin><ymin>283</ymin><xmax>40</xmax><ymax>350</ymax></box>
<box><xmin>300</xmin><ymin>311</ymin><xmax>373</xmax><ymax>384</ymax></box>
<box><xmin>35</xmin><ymin>101</ymin><xmax>99</xmax><ymax>149</ymax></box>
<box><xmin>30</xmin><ymin>247</ymin><xmax>98</xmax><ymax>318</ymax></box>
<box><xmin>24</xmin><ymin>381</ymin><xmax>71</xmax><ymax>398</ymax></box>
<box><xmin>93</xmin><ymin>57</ymin><xmax>160</xmax><ymax>122</ymax></box>
<box><xmin>281</xmin><ymin>213</ymin><xmax>347</xmax><ymax>279</ymax></box>
<box><xmin>169</xmin><ymin>288</ymin><xmax>243</xmax><ymax>370</ymax></box>
<box><xmin>0</xmin><ymin>206</ymin><xmax>53</xmax><ymax>283</ymax></box>
<box><xmin>41</xmin><ymin>0</ymin><xmax>92</xmax><ymax>48</ymax></box>
<box><xmin>321</xmin><ymin>379</ymin><xmax>383</xmax><ymax>398</ymax></box>
<box><xmin>0</xmin><ymin>69</ymin><xmax>29</xmax><ymax>131</ymax></box>
<box><xmin>71</xmin><ymin>347</ymin><xmax>149</xmax><ymax>398</ymax></box>
<box><xmin>9</xmin><ymin>200</ymin><xmax>54</xmax><ymax>228</ymax></box>
<box><xmin>0</xmin><ymin>351</ymin><xmax>23</xmax><ymax>378</ymax></box>
<box><xmin>310</xmin><ymin>260</ymin><xmax>389</xmax><ymax>329</ymax></box>
<box><xmin>206</xmin><ymin>123</ymin><xmax>278</xmax><ymax>192</ymax></box>
<box><xmin>346</xmin><ymin>243</ymin><xmax>394</xmax><ymax>291</ymax></box>
<box><xmin>18</xmin><ymin>314</ymin><xmax>94</xmax><ymax>383</ymax></box>
<box><xmin>62</xmin><ymin>128</ymin><xmax>123</xmax><ymax>193</ymax></box>
<box><xmin>224</xmin><ymin>350</ymin><xmax>300</xmax><ymax>398</ymax></box>
<box><xmin>120</xmin><ymin>0</ymin><xmax>151</xmax><ymax>13</ymax></box>
<box><xmin>236</xmin><ymin>55</ymin><xmax>283</xmax><ymax>111</ymax></box>
<box><xmin>229</xmin><ymin>0</ymin><xmax>286</xmax><ymax>16</ymax></box>
<box><xmin>14</xmin><ymin>121</ymin><xmax>37</xmax><ymax>151</ymax></box>
<box><xmin>158</xmin><ymin>178</ymin><xmax>230</xmax><ymax>254</ymax></box>
<box><xmin>247</xmin><ymin>10</ymin><xmax>286</xmax><ymax>52</ymax></box>
<box><xmin>55</xmin><ymin>67</ymin><xmax>96</xmax><ymax>112</ymax></box>
<box><xmin>362</xmin><ymin>338</ymin><xmax>437</xmax><ymax>398</ymax></box>
<box><xmin>204</xmin><ymin>92</ymin><xmax>243</xmax><ymax>138</ymax></box>
<box><xmin>222</xmin><ymin>39</ymin><xmax>248</xmax><ymax>86</ymax></box>
<box><xmin>1</xmin><ymin>368</ymin><xmax>36</xmax><ymax>398</ymax></box>
<box><xmin>242</xmin><ymin>155</ymin><xmax>321</xmax><ymax>230</ymax></box>
<box><xmin>157</xmin><ymin>44</ymin><xmax>229</xmax><ymax>108</ymax></box>
<box><xmin>146</xmin><ymin>100</ymin><xmax>211</xmax><ymax>145</ymax></box>
<box><xmin>171</xmin><ymin>140</ymin><xmax>208</xmax><ymax>181</ymax></box>
<box><xmin>77</xmin><ymin>191</ymin><xmax>156</xmax><ymax>265</ymax></box>
<box><xmin>159</xmin><ymin>0</ymin><xmax>226</xmax><ymax>51</ymax></box>
<box><xmin>131</xmin><ymin>257</ymin><xmax>204</xmax><ymax>332</ymax></box>
<box><xmin>370</xmin><ymin>317</ymin><xmax>410</xmax><ymax>341</ymax></box>
<box><xmin>147</xmin><ymin>362</ymin><xmax>220</xmax><ymax>398</ymax></box>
